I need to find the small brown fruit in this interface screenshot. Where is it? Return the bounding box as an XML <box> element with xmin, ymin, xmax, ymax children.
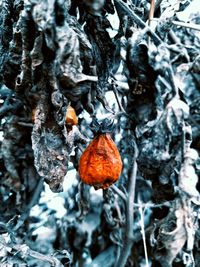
<box><xmin>65</xmin><ymin>106</ymin><xmax>78</xmax><ymax>126</ymax></box>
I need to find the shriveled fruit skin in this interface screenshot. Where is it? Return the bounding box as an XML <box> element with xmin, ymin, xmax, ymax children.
<box><xmin>65</xmin><ymin>106</ymin><xmax>78</xmax><ymax>125</ymax></box>
<box><xmin>79</xmin><ymin>133</ymin><xmax>122</xmax><ymax>189</ymax></box>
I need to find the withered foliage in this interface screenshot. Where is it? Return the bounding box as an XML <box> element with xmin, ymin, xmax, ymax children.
<box><xmin>0</xmin><ymin>0</ymin><xmax>200</xmax><ymax>266</ymax></box>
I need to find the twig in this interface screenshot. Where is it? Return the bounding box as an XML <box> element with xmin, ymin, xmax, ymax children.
<box><xmin>144</xmin><ymin>0</ymin><xmax>163</xmax><ymax>21</ymax></box>
<box><xmin>111</xmin><ymin>184</ymin><xmax>127</xmax><ymax>202</ymax></box>
<box><xmin>168</xmin><ymin>29</ymin><xmax>181</xmax><ymax>44</ymax></box>
<box><xmin>148</xmin><ymin>0</ymin><xmax>155</xmax><ymax>25</ymax></box>
<box><xmin>133</xmin><ymin>201</ymin><xmax>170</xmax><ymax>208</ymax></box>
<box><xmin>149</xmin><ymin>18</ymin><xmax>200</xmax><ymax>32</ymax></box>
<box><xmin>148</xmin><ymin>0</ymin><xmax>155</xmax><ymax>45</ymax></box>
<box><xmin>168</xmin><ymin>30</ymin><xmax>190</xmax><ymax>62</ymax></box>
<box><xmin>17</xmin><ymin>122</ymin><xmax>33</xmax><ymax>127</ymax></box>
<box><xmin>111</xmin><ymin>185</ymin><xmax>171</xmax><ymax>208</ymax></box>
<box><xmin>114</xmin><ymin>0</ymin><xmax>162</xmax><ymax>45</ymax></box>
<box><xmin>172</xmin><ymin>21</ymin><xmax>200</xmax><ymax>31</ymax></box>
<box><xmin>139</xmin><ymin>206</ymin><xmax>149</xmax><ymax>267</ymax></box>
<box><xmin>132</xmin><ymin>218</ymin><xmax>165</xmax><ymax>246</ymax></box>
<box><xmin>115</xmin><ymin>142</ymin><xmax>138</xmax><ymax>267</ymax></box>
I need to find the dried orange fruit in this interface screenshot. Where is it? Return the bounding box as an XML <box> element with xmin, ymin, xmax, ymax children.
<box><xmin>65</xmin><ymin>106</ymin><xmax>78</xmax><ymax>126</ymax></box>
<box><xmin>78</xmin><ymin>133</ymin><xmax>122</xmax><ymax>190</ymax></box>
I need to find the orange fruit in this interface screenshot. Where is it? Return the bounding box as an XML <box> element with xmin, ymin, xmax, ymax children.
<box><xmin>65</xmin><ymin>106</ymin><xmax>78</xmax><ymax>126</ymax></box>
<box><xmin>79</xmin><ymin>133</ymin><xmax>122</xmax><ymax>189</ymax></box>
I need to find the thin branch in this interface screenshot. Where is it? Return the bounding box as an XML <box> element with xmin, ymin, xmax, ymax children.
<box><xmin>111</xmin><ymin>184</ymin><xmax>127</xmax><ymax>202</ymax></box>
<box><xmin>133</xmin><ymin>201</ymin><xmax>171</xmax><ymax>208</ymax></box>
<box><xmin>148</xmin><ymin>18</ymin><xmax>200</xmax><ymax>32</ymax></box>
<box><xmin>148</xmin><ymin>0</ymin><xmax>155</xmax><ymax>24</ymax></box>
<box><xmin>115</xmin><ymin>143</ymin><xmax>138</xmax><ymax>267</ymax></box>
<box><xmin>17</xmin><ymin>122</ymin><xmax>33</xmax><ymax>127</ymax></box>
<box><xmin>111</xmin><ymin>185</ymin><xmax>171</xmax><ymax>208</ymax></box>
<box><xmin>144</xmin><ymin>0</ymin><xmax>163</xmax><ymax>21</ymax></box>
<box><xmin>134</xmin><ymin>217</ymin><xmax>165</xmax><ymax>244</ymax></box>
<box><xmin>139</xmin><ymin>206</ymin><xmax>149</xmax><ymax>267</ymax></box>
<box><xmin>114</xmin><ymin>0</ymin><xmax>162</xmax><ymax>45</ymax></box>
<box><xmin>172</xmin><ymin>21</ymin><xmax>200</xmax><ymax>31</ymax></box>
<box><xmin>148</xmin><ymin>0</ymin><xmax>155</xmax><ymax>45</ymax></box>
